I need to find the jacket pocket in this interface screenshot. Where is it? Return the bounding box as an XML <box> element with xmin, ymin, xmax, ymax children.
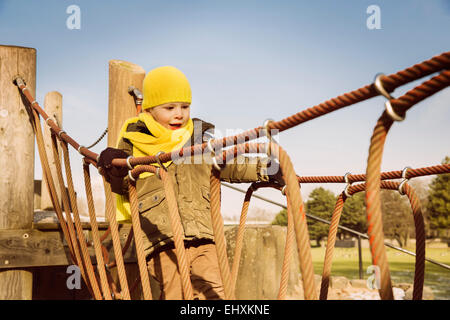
<box><xmin>138</xmin><ymin>189</ymin><xmax>170</xmax><ymax>239</ymax></box>
<box><xmin>200</xmin><ymin>186</ymin><xmax>211</xmax><ymax>209</ymax></box>
<box><xmin>138</xmin><ymin>189</ymin><xmax>166</xmax><ymax>214</ymax></box>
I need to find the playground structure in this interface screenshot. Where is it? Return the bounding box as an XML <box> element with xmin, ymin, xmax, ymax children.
<box><xmin>0</xmin><ymin>45</ymin><xmax>449</xmax><ymax>300</ymax></box>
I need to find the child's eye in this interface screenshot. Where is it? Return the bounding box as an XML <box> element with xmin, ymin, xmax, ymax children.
<box><xmin>182</xmin><ymin>105</ymin><xmax>190</xmax><ymax>109</ymax></box>
<box><xmin>165</xmin><ymin>106</ymin><xmax>175</xmax><ymax>110</ymax></box>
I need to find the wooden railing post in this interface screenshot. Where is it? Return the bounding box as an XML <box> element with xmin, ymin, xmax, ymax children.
<box><xmin>106</xmin><ymin>60</ymin><xmax>145</xmax><ymax>220</ymax></box>
<box><xmin>0</xmin><ymin>45</ymin><xmax>36</xmax><ymax>299</ymax></box>
<box><xmin>41</xmin><ymin>91</ymin><xmax>63</xmax><ymax>211</ymax></box>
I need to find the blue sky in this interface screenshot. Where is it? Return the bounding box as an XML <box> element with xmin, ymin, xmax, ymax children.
<box><xmin>1</xmin><ymin>0</ymin><xmax>449</xmax><ymax>219</ymax></box>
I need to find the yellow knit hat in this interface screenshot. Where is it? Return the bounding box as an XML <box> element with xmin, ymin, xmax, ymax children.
<box><xmin>142</xmin><ymin>66</ymin><xmax>192</xmax><ymax>110</ymax></box>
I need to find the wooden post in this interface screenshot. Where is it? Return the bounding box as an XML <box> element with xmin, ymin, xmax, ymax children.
<box><xmin>0</xmin><ymin>45</ymin><xmax>36</xmax><ymax>299</ymax></box>
<box><xmin>106</xmin><ymin>60</ymin><xmax>145</xmax><ymax>220</ymax></box>
<box><xmin>41</xmin><ymin>91</ymin><xmax>63</xmax><ymax>211</ymax></box>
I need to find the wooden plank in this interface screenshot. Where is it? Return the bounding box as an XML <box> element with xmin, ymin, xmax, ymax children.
<box><xmin>33</xmin><ymin>221</ymin><xmax>111</xmax><ymax>230</ymax></box>
<box><xmin>0</xmin><ymin>44</ymin><xmax>36</xmax><ymax>300</ymax></box>
<box><xmin>0</xmin><ymin>224</ymin><xmax>135</xmax><ymax>269</ymax></box>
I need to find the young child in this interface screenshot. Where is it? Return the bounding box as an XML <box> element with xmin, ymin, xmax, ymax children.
<box><xmin>98</xmin><ymin>66</ymin><xmax>283</xmax><ymax>300</ymax></box>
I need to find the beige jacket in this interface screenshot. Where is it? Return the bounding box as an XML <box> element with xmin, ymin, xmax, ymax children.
<box><xmin>116</xmin><ymin>118</ymin><xmax>270</xmax><ymax>257</ymax></box>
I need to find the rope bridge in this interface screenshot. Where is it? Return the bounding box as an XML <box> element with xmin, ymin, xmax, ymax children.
<box><xmin>12</xmin><ymin>51</ymin><xmax>450</xmax><ymax>300</ymax></box>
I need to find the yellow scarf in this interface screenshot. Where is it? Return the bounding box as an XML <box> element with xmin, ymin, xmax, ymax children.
<box><xmin>116</xmin><ymin>112</ymin><xmax>193</xmax><ymax>222</ymax></box>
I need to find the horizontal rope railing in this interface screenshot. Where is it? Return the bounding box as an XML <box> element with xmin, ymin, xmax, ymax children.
<box><xmin>15</xmin><ymin>52</ymin><xmax>449</xmax><ymax>169</ymax></box>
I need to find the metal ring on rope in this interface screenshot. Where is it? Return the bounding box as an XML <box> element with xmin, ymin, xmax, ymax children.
<box><xmin>128</xmin><ymin>170</ymin><xmax>136</xmax><ymax>182</ymax></box>
<box><xmin>155</xmin><ymin>151</ymin><xmax>168</xmax><ymax>171</ymax></box>
<box><xmin>385</xmin><ymin>100</ymin><xmax>405</xmax><ymax>121</ymax></box>
<box><xmin>398</xmin><ymin>166</ymin><xmax>411</xmax><ymax>195</ymax></box>
<box><xmin>374</xmin><ymin>73</ymin><xmax>395</xmax><ymax>100</ymax></box>
<box><xmin>58</xmin><ymin>130</ymin><xmax>66</xmax><ymax>139</ymax></box>
<box><xmin>374</xmin><ymin>73</ymin><xmax>405</xmax><ymax>122</ymax></box>
<box><xmin>206</xmin><ymin>138</ymin><xmax>222</xmax><ymax>171</ymax></box>
<box><xmin>281</xmin><ymin>185</ymin><xmax>287</xmax><ymax>196</ymax></box>
<box><xmin>126</xmin><ymin>155</ymin><xmax>134</xmax><ymax>170</ymax></box>
<box><xmin>343</xmin><ymin>172</ymin><xmax>353</xmax><ymax>198</ymax></box>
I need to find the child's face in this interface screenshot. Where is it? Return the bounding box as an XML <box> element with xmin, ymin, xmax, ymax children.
<box><xmin>147</xmin><ymin>102</ymin><xmax>190</xmax><ymax>130</ymax></box>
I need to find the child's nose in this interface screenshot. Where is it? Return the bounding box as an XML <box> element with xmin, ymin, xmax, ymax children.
<box><xmin>174</xmin><ymin>107</ymin><xmax>183</xmax><ymax>118</ymax></box>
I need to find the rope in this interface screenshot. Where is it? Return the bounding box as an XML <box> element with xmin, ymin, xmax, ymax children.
<box><xmin>365</xmin><ymin>71</ymin><xmax>450</xmax><ymax>300</ymax></box>
<box><xmin>106</xmin><ymin>51</ymin><xmax>450</xmax><ymax>170</ymax></box>
<box><xmin>278</xmin><ymin>191</ymin><xmax>296</xmax><ymax>300</ymax></box>
<box><xmin>230</xmin><ymin>185</ymin><xmax>253</xmax><ymax>295</ymax></box>
<box><xmin>319</xmin><ymin>181</ymin><xmax>426</xmax><ymax>300</ymax></box>
<box><xmin>101</xmin><ymin>176</ymin><xmax>131</xmax><ymax>299</ymax></box>
<box><xmin>297</xmin><ymin>164</ymin><xmax>450</xmax><ymax>184</ymax></box>
<box><xmin>210</xmin><ymin>169</ymin><xmax>235</xmax><ymax>300</ymax></box>
<box><xmin>82</xmin><ymin>163</ymin><xmax>113</xmax><ymax>299</ymax></box>
<box><xmin>159</xmin><ymin>168</ymin><xmax>194</xmax><ymax>300</ymax></box>
<box><xmin>319</xmin><ymin>194</ymin><xmax>345</xmax><ymax>300</ymax></box>
<box><xmin>127</xmin><ymin>180</ymin><xmax>153</xmax><ymax>300</ymax></box>
<box><xmin>127</xmin><ymin>165</ymin><xmax>194</xmax><ymax>299</ymax></box>
<box><xmin>276</xmin><ymin>143</ymin><xmax>317</xmax><ymax>300</ymax></box>
<box><xmin>31</xmin><ymin>106</ymin><xmax>103</xmax><ymax>299</ymax></box>
<box><xmin>229</xmin><ymin>182</ymin><xmax>291</xmax><ymax>299</ymax></box>
<box><xmin>51</xmin><ymin>133</ymin><xmax>101</xmax><ymax>298</ymax></box>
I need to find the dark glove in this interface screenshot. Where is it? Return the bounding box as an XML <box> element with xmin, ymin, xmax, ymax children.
<box><xmin>267</xmin><ymin>157</ymin><xmax>286</xmax><ymax>187</ymax></box>
<box><xmin>97</xmin><ymin>147</ymin><xmax>129</xmax><ymax>183</ymax></box>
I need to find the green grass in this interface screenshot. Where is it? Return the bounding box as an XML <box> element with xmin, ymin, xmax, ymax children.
<box><xmin>310</xmin><ymin>246</ymin><xmax>450</xmax><ymax>300</ymax></box>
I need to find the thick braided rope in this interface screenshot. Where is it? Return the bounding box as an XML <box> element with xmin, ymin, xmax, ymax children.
<box><xmin>51</xmin><ymin>134</ymin><xmax>103</xmax><ymax>299</ymax></box>
<box><xmin>48</xmin><ymin>133</ymin><xmax>90</xmax><ymax>288</ymax></box>
<box><xmin>278</xmin><ymin>191</ymin><xmax>296</xmax><ymax>300</ymax></box>
<box><xmin>110</xmin><ymin>51</ymin><xmax>450</xmax><ymax>169</ymax></box>
<box><xmin>32</xmin><ymin>109</ymin><xmax>75</xmax><ymax>260</ymax></box>
<box><xmin>319</xmin><ymin>182</ymin><xmax>426</xmax><ymax>300</ymax></box>
<box><xmin>365</xmin><ymin>71</ymin><xmax>450</xmax><ymax>300</ymax></box>
<box><xmin>101</xmin><ymin>176</ymin><xmax>131</xmax><ymax>299</ymax></box>
<box><xmin>14</xmin><ymin>52</ymin><xmax>450</xmax><ymax>169</ymax></box>
<box><xmin>158</xmin><ymin>168</ymin><xmax>194</xmax><ymax>300</ymax></box>
<box><xmin>230</xmin><ymin>186</ymin><xmax>253</xmax><ymax>295</ymax></box>
<box><xmin>297</xmin><ymin>164</ymin><xmax>450</xmax><ymax>184</ymax></box>
<box><xmin>366</xmin><ymin>113</ymin><xmax>396</xmax><ymax>300</ymax></box>
<box><xmin>403</xmin><ymin>183</ymin><xmax>426</xmax><ymax>300</ymax></box>
<box><xmin>269</xmin><ymin>52</ymin><xmax>450</xmax><ymax>132</ymax></box>
<box><xmin>276</xmin><ymin>144</ymin><xmax>317</xmax><ymax>300</ymax></box>
<box><xmin>380</xmin><ymin>182</ymin><xmax>426</xmax><ymax>300</ymax></box>
<box><xmin>31</xmin><ymin>107</ymin><xmax>104</xmax><ymax>299</ymax></box>
<box><xmin>83</xmin><ymin>163</ymin><xmax>113</xmax><ymax>299</ymax></box>
<box><xmin>60</xmin><ymin>140</ymin><xmax>102</xmax><ymax>299</ymax></box>
<box><xmin>127</xmin><ymin>180</ymin><xmax>153</xmax><ymax>300</ymax></box>
<box><xmin>319</xmin><ymin>194</ymin><xmax>345</xmax><ymax>300</ymax></box>
<box><xmin>210</xmin><ymin>169</ymin><xmax>235</xmax><ymax>300</ymax></box>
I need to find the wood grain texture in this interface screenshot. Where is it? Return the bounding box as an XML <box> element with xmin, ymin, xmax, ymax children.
<box><xmin>41</xmin><ymin>91</ymin><xmax>63</xmax><ymax>210</ymax></box>
<box><xmin>0</xmin><ymin>224</ymin><xmax>135</xmax><ymax>269</ymax></box>
<box><xmin>106</xmin><ymin>60</ymin><xmax>145</xmax><ymax>222</ymax></box>
<box><xmin>0</xmin><ymin>44</ymin><xmax>36</xmax><ymax>300</ymax></box>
